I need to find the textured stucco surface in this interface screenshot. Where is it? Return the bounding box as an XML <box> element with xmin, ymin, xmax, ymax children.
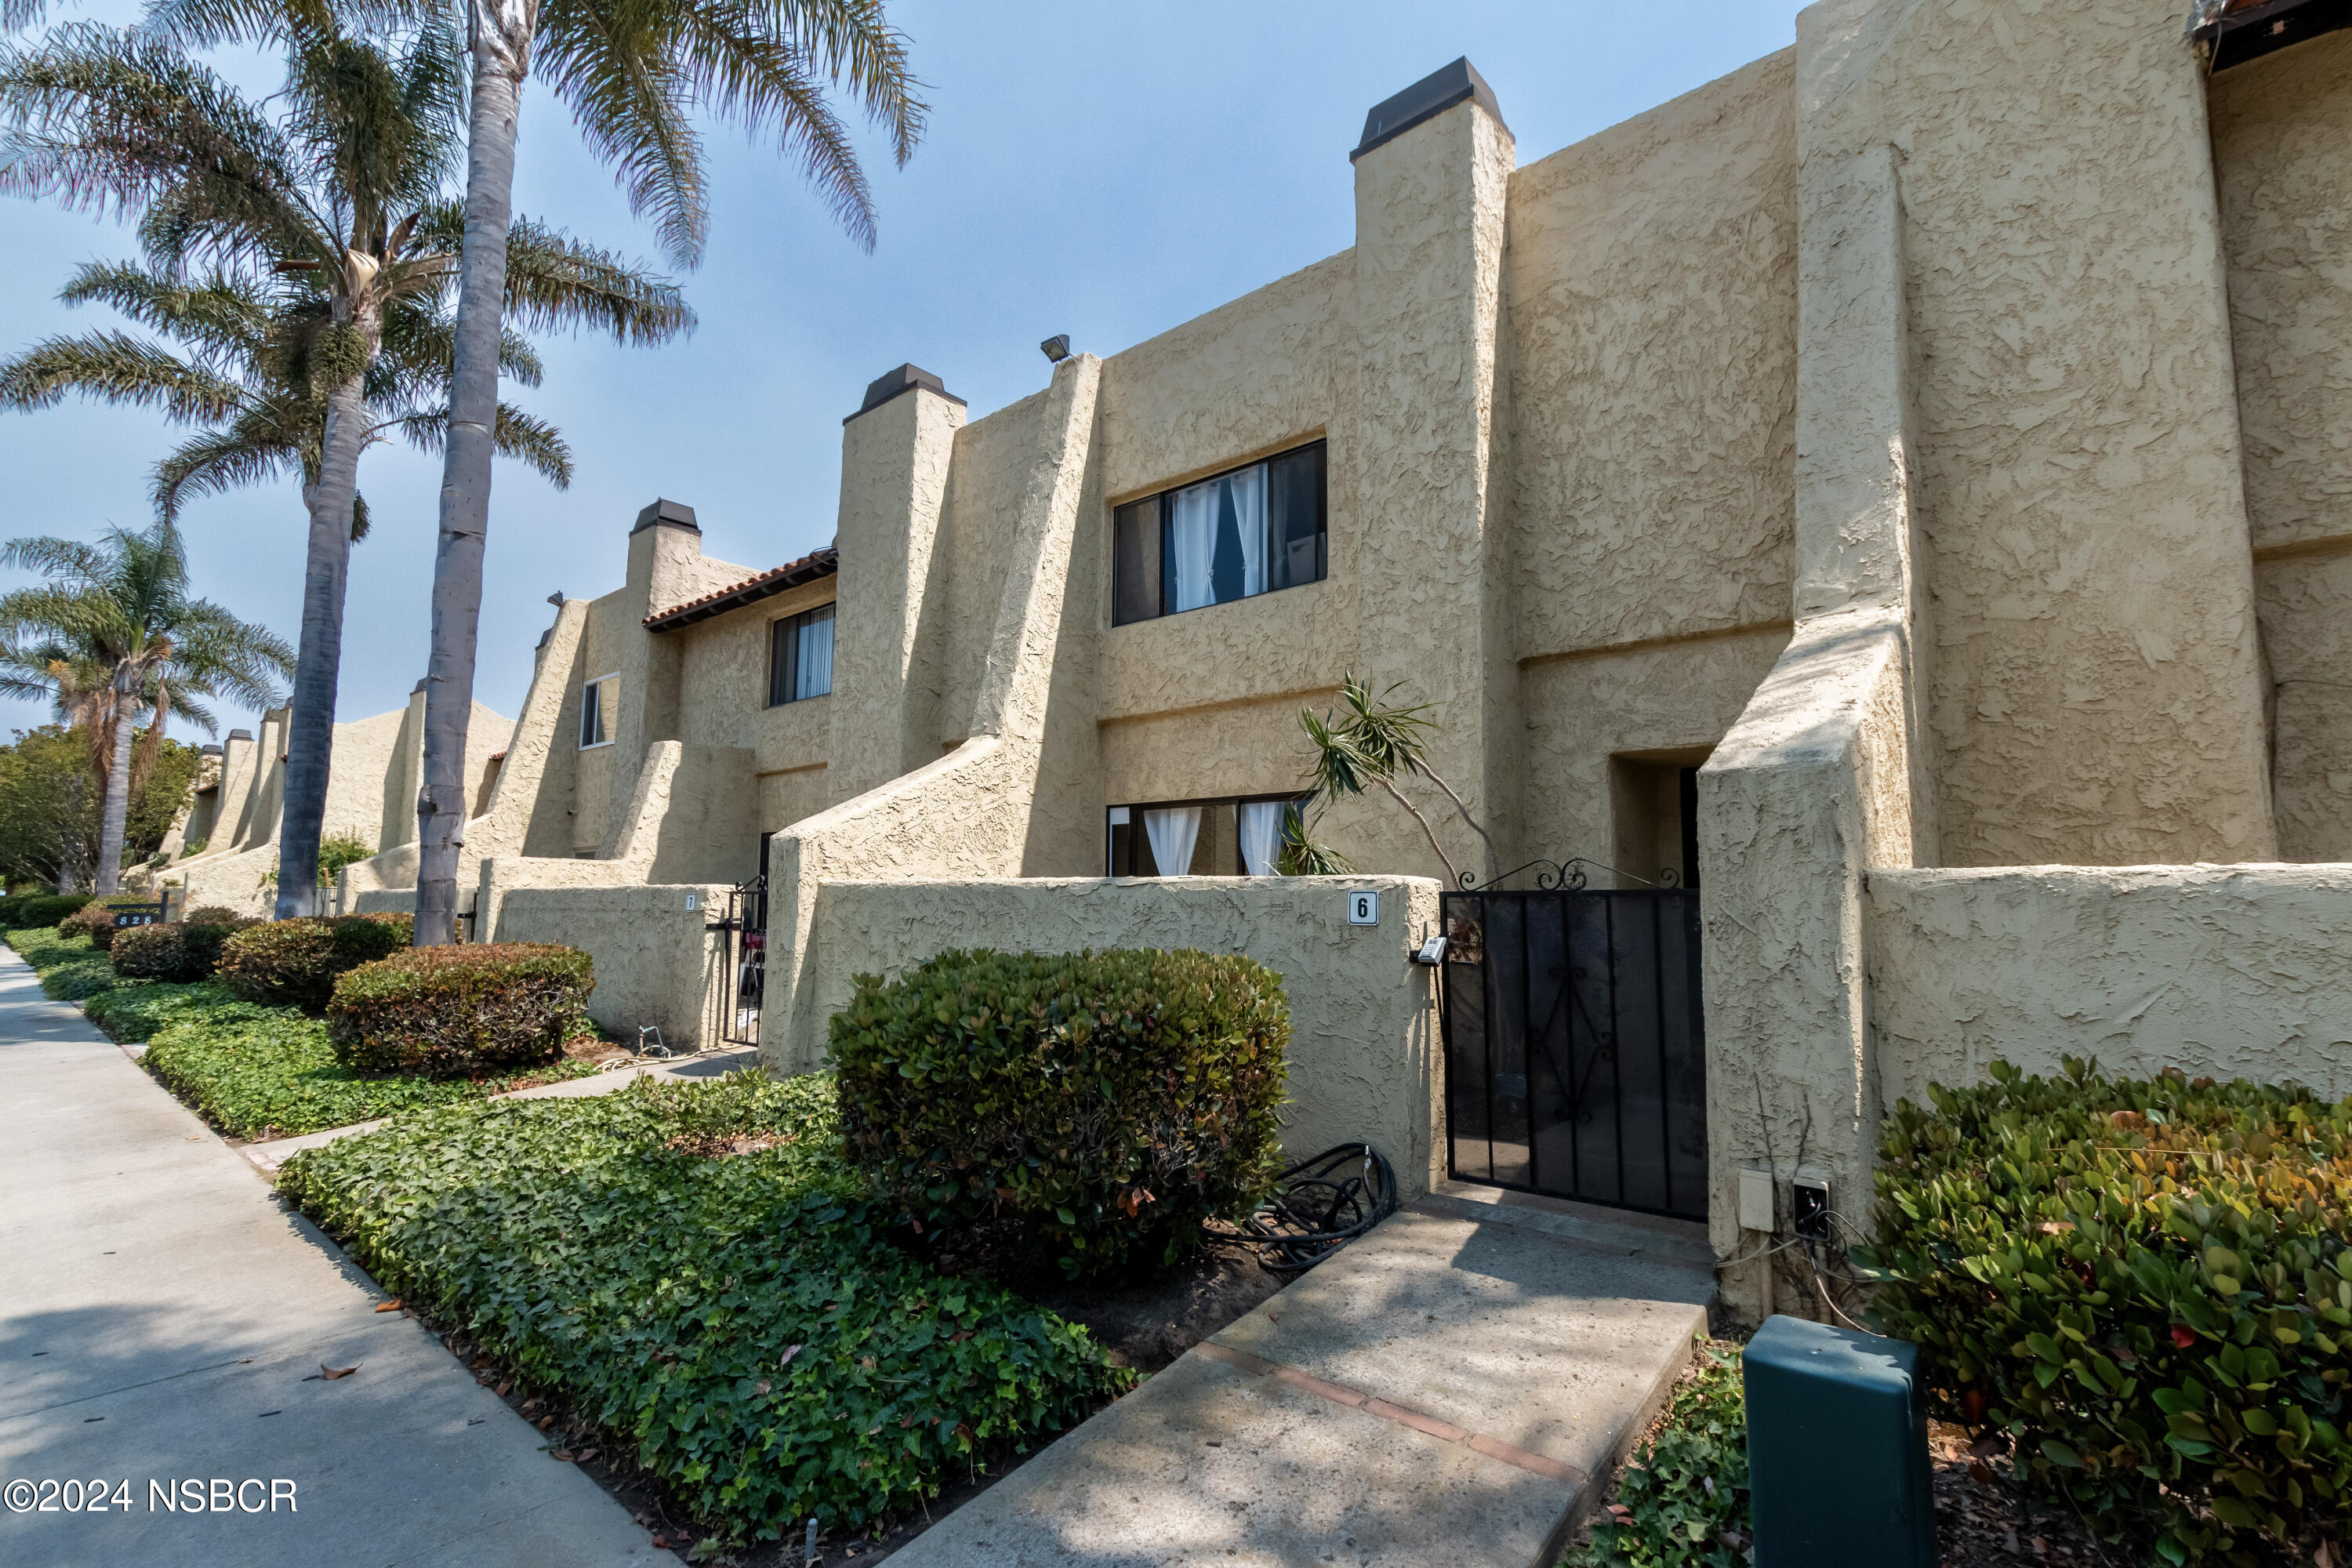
<box><xmin>2209</xmin><ymin>29</ymin><xmax>2352</xmax><ymax>863</ymax></box>
<box><xmin>1869</xmin><ymin>865</ymin><xmax>2352</xmax><ymax>1102</ymax></box>
<box><xmin>1506</xmin><ymin>51</ymin><xmax>1798</xmax><ymax>662</ymax></box>
<box><xmin>487</xmin><ymin>879</ymin><xmax>735</xmax><ymax>1048</ymax></box>
<box><xmin>804</xmin><ymin>877</ymin><xmax>1447</xmax><ymax>1196</ymax></box>
<box><xmin>1822</xmin><ymin>0</ymin><xmax>2274</xmax><ymax>866</ymax></box>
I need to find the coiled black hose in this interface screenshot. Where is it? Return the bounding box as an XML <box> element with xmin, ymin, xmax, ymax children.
<box><xmin>1237</xmin><ymin>1142</ymin><xmax>1396</xmax><ymax>1273</ymax></box>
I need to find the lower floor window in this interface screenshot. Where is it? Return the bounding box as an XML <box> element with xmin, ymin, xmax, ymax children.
<box><xmin>1106</xmin><ymin>793</ymin><xmax>1305</xmax><ymax>877</ymax></box>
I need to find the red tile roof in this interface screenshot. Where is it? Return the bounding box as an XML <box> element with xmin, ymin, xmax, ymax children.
<box><xmin>641</xmin><ymin>546</ymin><xmax>837</xmax><ymax>633</ymax></box>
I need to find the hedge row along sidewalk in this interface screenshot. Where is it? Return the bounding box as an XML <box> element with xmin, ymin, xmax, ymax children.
<box><xmin>4</xmin><ymin>928</ymin><xmax>594</xmax><ymax>1139</ymax></box>
<box><xmin>276</xmin><ymin>1073</ymin><xmax>1133</xmax><ymax>1548</ymax></box>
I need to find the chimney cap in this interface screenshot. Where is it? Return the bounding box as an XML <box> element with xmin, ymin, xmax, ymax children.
<box><xmin>1352</xmin><ymin>57</ymin><xmax>1508</xmax><ymax>162</ymax></box>
<box><xmin>199</xmin><ymin>743</ymin><xmax>223</xmax><ymax>755</ymax></box>
<box><xmin>847</xmin><ymin>363</ymin><xmax>964</xmax><ymax>424</ymax></box>
<box><xmin>226</xmin><ymin>728</ymin><xmax>253</xmax><ymax>741</ymax></box>
<box><xmin>632</xmin><ymin>498</ymin><xmax>699</xmax><ymax>533</ymax></box>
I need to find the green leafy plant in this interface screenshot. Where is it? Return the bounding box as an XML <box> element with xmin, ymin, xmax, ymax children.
<box><xmin>326</xmin><ymin>942</ymin><xmax>593</xmax><ymax>1076</ymax></box>
<box><xmin>110</xmin><ymin>914</ymin><xmax>258</xmax><ymax>982</ymax></box>
<box><xmin>58</xmin><ymin>895</ymin><xmax>147</xmax><ymax>950</ymax></box>
<box><xmin>141</xmin><ymin>1000</ymin><xmax>593</xmax><ymax>1138</ymax></box>
<box><xmin>277</xmin><ymin>1074</ymin><xmax>1131</xmax><ymax>1543</ymax></box>
<box><xmin>5</xmin><ymin>922</ymin><xmax>122</xmax><ymax>999</ymax></box>
<box><xmin>7</xmin><ymin>891</ymin><xmax>90</xmax><ymax>927</ymax></box>
<box><xmin>1294</xmin><ymin>673</ymin><xmax>1497</xmax><ymax>884</ymax></box>
<box><xmin>1860</xmin><ymin>1058</ymin><xmax>2352</xmax><ymax>1564</ymax></box>
<box><xmin>1567</xmin><ymin>1341</ymin><xmax>1751</xmax><ymax>1568</ymax></box>
<box><xmin>216</xmin><ymin>913</ymin><xmax>412</xmax><ymax>1010</ymax></box>
<box><xmin>84</xmin><ymin>978</ymin><xmax>236</xmax><ymax>1041</ymax></box>
<box><xmin>832</xmin><ymin>947</ymin><xmax>1290</xmax><ymax>1279</ymax></box>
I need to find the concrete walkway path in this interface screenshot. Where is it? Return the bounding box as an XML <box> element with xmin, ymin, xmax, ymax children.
<box><xmin>889</xmin><ymin>1181</ymin><xmax>1715</xmax><ymax>1567</ymax></box>
<box><xmin>0</xmin><ymin>946</ymin><xmax>676</xmax><ymax>1568</ymax></box>
<box><xmin>236</xmin><ymin>1045</ymin><xmax>761</xmax><ymax>1174</ymax></box>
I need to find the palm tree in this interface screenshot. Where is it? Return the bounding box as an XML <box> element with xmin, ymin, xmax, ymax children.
<box><xmin>143</xmin><ymin>0</ymin><xmax>926</xmax><ymax>943</ymax></box>
<box><xmin>0</xmin><ymin>22</ymin><xmax>692</xmax><ymax>915</ymax></box>
<box><xmin>0</xmin><ymin>521</ymin><xmax>293</xmax><ymax>894</ymax></box>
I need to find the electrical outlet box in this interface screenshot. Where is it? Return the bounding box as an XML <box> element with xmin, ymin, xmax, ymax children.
<box><xmin>1738</xmin><ymin>1166</ymin><xmax>1776</xmax><ymax>1232</ymax></box>
<box><xmin>1792</xmin><ymin>1170</ymin><xmax>1831</xmax><ymax>1240</ymax></box>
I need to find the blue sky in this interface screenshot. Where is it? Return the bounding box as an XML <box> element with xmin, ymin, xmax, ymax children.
<box><xmin>0</xmin><ymin>0</ymin><xmax>1808</xmax><ymax>752</ymax></box>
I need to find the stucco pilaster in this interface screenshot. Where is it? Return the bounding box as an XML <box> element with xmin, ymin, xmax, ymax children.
<box><xmin>1351</xmin><ymin>95</ymin><xmax>1515</xmax><ymax>884</ymax></box>
<box><xmin>828</xmin><ymin>385</ymin><xmax>963</xmax><ymax>799</ymax></box>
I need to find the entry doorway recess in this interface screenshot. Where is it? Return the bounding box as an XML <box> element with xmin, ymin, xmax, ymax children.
<box><xmin>1439</xmin><ymin>872</ymin><xmax>1708</xmax><ymax>1221</ymax></box>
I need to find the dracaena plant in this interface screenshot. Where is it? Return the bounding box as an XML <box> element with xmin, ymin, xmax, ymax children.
<box><xmin>0</xmin><ymin>20</ymin><xmax>691</xmax><ymax>916</ymax></box>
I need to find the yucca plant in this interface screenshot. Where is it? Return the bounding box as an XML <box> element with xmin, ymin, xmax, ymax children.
<box><xmin>0</xmin><ymin>20</ymin><xmax>691</xmax><ymax>916</ymax></box>
<box><xmin>1296</xmin><ymin>673</ymin><xmax>1497</xmax><ymax>884</ymax></box>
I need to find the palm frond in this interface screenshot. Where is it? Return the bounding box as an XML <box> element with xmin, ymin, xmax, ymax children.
<box><xmin>0</xmin><ymin>328</ymin><xmax>249</xmax><ymax>421</ymax></box>
<box><xmin>57</xmin><ymin>260</ymin><xmax>276</xmax><ymax>365</ymax></box>
<box><xmin>499</xmin><ymin>212</ymin><xmax>692</xmax><ymax>343</ymax></box>
<box><xmin>536</xmin><ymin>0</ymin><xmax>710</xmax><ymax>263</ymax></box>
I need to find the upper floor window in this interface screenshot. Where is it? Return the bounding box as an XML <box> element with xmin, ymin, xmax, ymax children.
<box><xmin>769</xmin><ymin>604</ymin><xmax>835</xmax><ymax>706</ymax></box>
<box><xmin>579</xmin><ymin>673</ymin><xmax>616</xmax><ymax>749</ymax></box>
<box><xmin>1112</xmin><ymin>441</ymin><xmax>1327</xmax><ymax>626</ymax></box>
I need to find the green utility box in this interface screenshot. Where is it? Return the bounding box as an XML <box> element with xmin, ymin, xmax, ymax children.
<box><xmin>1744</xmin><ymin>1314</ymin><xmax>1936</xmax><ymax>1567</ymax></box>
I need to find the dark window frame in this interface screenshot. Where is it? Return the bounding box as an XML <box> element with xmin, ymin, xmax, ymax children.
<box><xmin>579</xmin><ymin>673</ymin><xmax>615</xmax><ymax>749</ymax></box>
<box><xmin>1105</xmin><ymin>791</ymin><xmax>1313</xmax><ymax>877</ymax></box>
<box><xmin>1112</xmin><ymin>440</ymin><xmax>1327</xmax><ymax>626</ymax></box>
<box><xmin>767</xmin><ymin>601</ymin><xmax>837</xmax><ymax>707</ymax></box>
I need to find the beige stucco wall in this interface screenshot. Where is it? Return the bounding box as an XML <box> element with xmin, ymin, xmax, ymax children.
<box><xmin>802</xmin><ymin>875</ymin><xmax>1447</xmax><ymax>1198</ymax></box>
<box><xmin>1868</xmin><ymin>864</ymin><xmax>2352</xmax><ymax>1102</ymax></box>
<box><xmin>485</xmin><ymin>878</ymin><xmax>735</xmax><ymax>1049</ymax></box>
<box><xmin>2209</xmin><ymin>29</ymin><xmax>2352</xmax><ymax>862</ymax></box>
<box><xmin>1827</xmin><ymin>0</ymin><xmax>2274</xmax><ymax>866</ymax></box>
<box><xmin>1506</xmin><ymin>50</ymin><xmax>1798</xmax><ymax>666</ymax></box>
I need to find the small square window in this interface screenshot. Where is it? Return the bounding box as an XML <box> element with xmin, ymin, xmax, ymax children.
<box><xmin>769</xmin><ymin>604</ymin><xmax>836</xmax><ymax>706</ymax></box>
<box><xmin>579</xmin><ymin>674</ymin><xmax>616</xmax><ymax>748</ymax></box>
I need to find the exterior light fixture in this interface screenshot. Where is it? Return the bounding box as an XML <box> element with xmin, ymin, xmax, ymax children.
<box><xmin>546</xmin><ymin>591</ymin><xmax>564</xmax><ymax>607</ymax></box>
<box><xmin>1040</xmin><ymin>334</ymin><xmax>1071</xmax><ymax>363</ymax></box>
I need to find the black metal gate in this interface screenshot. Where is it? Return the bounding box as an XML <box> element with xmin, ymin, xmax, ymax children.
<box><xmin>708</xmin><ymin>873</ymin><xmax>767</xmax><ymax>1047</ymax></box>
<box><xmin>1440</xmin><ymin>866</ymin><xmax>1708</xmax><ymax>1221</ymax></box>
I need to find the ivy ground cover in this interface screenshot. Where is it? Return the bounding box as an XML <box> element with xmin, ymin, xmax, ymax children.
<box><xmin>277</xmin><ymin>1072</ymin><xmax>1132</xmax><ymax>1544</ymax></box>
<box><xmin>4</xmin><ymin>931</ymin><xmax>596</xmax><ymax>1138</ymax></box>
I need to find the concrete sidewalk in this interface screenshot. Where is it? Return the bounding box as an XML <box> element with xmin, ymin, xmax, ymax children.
<box><xmin>889</xmin><ymin>1182</ymin><xmax>1714</xmax><ymax>1567</ymax></box>
<box><xmin>0</xmin><ymin>945</ymin><xmax>674</xmax><ymax>1568</ymax></box>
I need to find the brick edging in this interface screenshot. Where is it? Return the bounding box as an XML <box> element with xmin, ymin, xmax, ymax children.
<box><xmin>1191</xmin><ymin>1341</ymin><xmax>1587</xmax><ymax>1487</ymax></box>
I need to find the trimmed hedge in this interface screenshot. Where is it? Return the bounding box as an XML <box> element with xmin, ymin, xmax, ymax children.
<box><xmin>276</xmin><ymin>1073</ymin><xmax>1131</xmax><ymax>1539</ymax></box>
<box><xmin>2</xmin><ymin>892</ymin><xmax>91</xmax><ymax>928</ymax></box>
<box><xmin>326</xmin><ymin>942</ymin><xmax>593</xmax><ymax>1077</ymax></box>
<box><xmin>216</xmin><ymin>913</ymin><xmax>412</xmax><ymax>1010</ymax></box>
<box><xmin>60</xmin><ymin>898</ymin><xmax>146</xmax><ymax>951</ymax></box>
<box><xmin>1861</xmin><ymin>1058</ymin><xmax>2352</xmax><ymax>1564</ymax></box>
<box><xmin>111</xmin><ymin>916</ymin><xmax>259</xmax><ymax>982</ymax></box>
<box><xmin>831</xmin><ymin>948</ymin><xmax>1290</xmax><ymax>1279</ymax></box>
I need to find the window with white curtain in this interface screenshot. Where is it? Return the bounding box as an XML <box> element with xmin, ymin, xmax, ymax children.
<box><xmin>768</xmin><ymin>603</ymin><xmax>835</xmax><ymax>706</ymax></box>
<box><xmin>1105</xmin><ymin>793</ymin><xmax>1310</xmax><ymax>877</ymax></box>
<box><xmin>1112</xmin><ymin>441</ymin><xmax>1326</xmax><ymax>625</ymax></box>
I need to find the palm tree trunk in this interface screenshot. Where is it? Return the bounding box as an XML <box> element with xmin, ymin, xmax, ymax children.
<box><xmin>416</xmin><ymin>14</ymin><xmax>529</xmax><ymax>947</ymax></box>
<box><xmin>275</xmin><ymin>355</ymin><xmax>372</xmax><ymax>920</ymax></box>
<box><xmin>93</xmin><ymin>671</ymin><xmax>138</xmax><ymax>896</ymax></box>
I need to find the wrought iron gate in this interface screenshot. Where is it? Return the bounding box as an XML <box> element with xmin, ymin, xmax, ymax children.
<box><xmin>1439</xmin><ymin>866</ymin><xmax>1708</xmax><ymax>1221</ymax></box>
<box><xmin>709</xmin><ymin>873</ymin><xmax>767</xmax><ymax>1047</ymax></box>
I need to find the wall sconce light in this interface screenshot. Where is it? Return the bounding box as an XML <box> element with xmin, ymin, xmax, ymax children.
<box><xmin>1040</xmin><ymin>334</ymin><xmax>1072</xmax><ymax>363</ymax></box>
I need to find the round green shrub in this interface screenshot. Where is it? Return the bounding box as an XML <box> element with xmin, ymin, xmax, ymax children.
<box><xmin>1861</xmin><ymin>1057</ymin><xmax>2352</xmax><ymax>1564</ymax></box>
<box><xmin>325</xmin><ymin>942</ymin><xmax>594</xmax><ymax>1077</ymax></box>
<box><xmin>7</xmin><ymin>893</ymin><xmax>91</xmax><ymax>928</ymax></box>
<box><xmin>111</xmin><ymin>916</ymin><xmax>261</xmax><ymax>982</ymax></box>
<box><xmin>216</xmin><ymin>913</ymin><xmax>414</xmax><ymax>1010</ymax></box>
<box><xmin>60</xmin><ymin>897</ymin><xmax>150</xmax><ymax>952</ymax></box>
<box><xmin>831</xmin><ymin>947</ymin><xmax>1290</xmax><ymax>1280</ymax></box>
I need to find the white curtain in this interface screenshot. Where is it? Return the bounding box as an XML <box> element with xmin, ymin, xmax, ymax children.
<box><xmin>1238</xmin><ymin>800</ymin><xmax>1285</xmax><ymax>877</ymax></box>
<box><xmin>1227</xmin><ymin>465</ymin><xmax>1268</xmax><ymax>597</ymax></box>
<box><xmin>1168</xmin><ymin>481</ymin><xmax>1218</xmax><ymax>612</ymax></box>
<box><xmin>1144</xmin><ymin>806</ymin><xmax>1202</xmax><ymax>877</ymax></box>
<box><xmin>796</xmin><ymin>611</ymin><xmax>834</xmax><ymax>699</ymax></box>
<box><xmin>1167</xmin><ymin>466</ymin><xmax>1269</xmax><ymax>610</ymax></box>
